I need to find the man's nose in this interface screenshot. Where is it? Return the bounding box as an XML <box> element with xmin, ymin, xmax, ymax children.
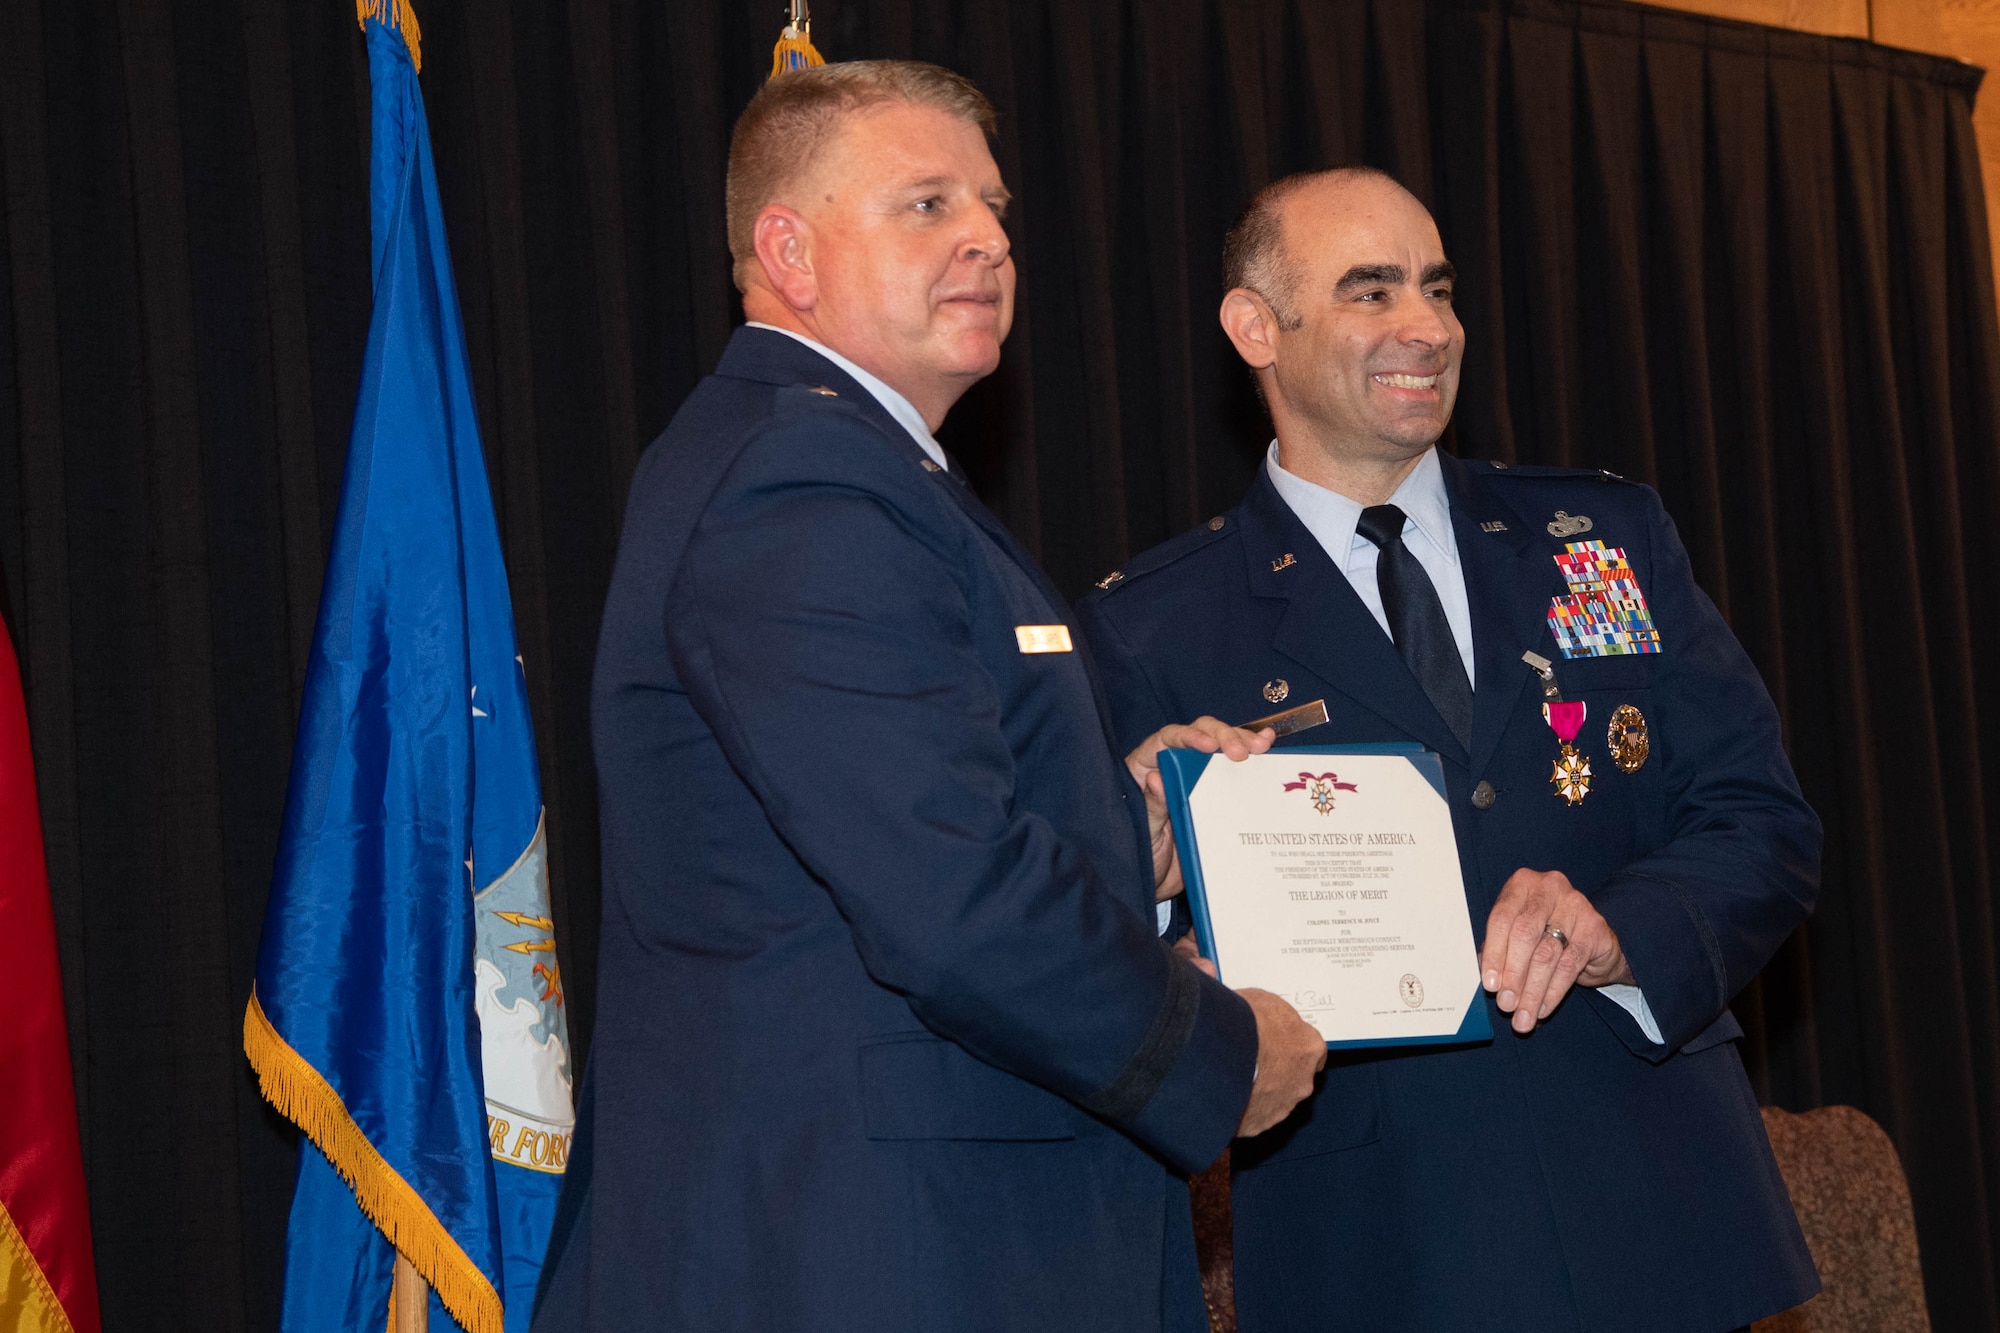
<box><xmin>1400</xmin><ymin>295</ymin><xmax>1454</xmax><ymax>351</ymax></box>
<box><xmin>961</xmin><ymin>211</ymin><xmax>1011</xmax><ymax>267</ymax></box>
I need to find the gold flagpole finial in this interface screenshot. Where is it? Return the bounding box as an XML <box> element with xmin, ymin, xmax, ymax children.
<box><xmin>771</xmin><ymin>0</ymin><xmax>825</xmax><ymax>78</ymax></box>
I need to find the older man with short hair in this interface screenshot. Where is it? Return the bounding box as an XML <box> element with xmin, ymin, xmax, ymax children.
<box><xmin>531</xmin><ymin>61</ymin><xmax>1324</xmax><ymax>1333</ymax></box>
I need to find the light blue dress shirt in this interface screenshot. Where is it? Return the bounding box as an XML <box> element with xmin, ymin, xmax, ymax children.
<box><xmin>1265</xmin><ymin>444</ymin><xmax>1477</xmax><ymax>686</ymax></box>
<box><xmin>1265</xmin><ymin>443</ymin><xmax>1662</xmax><ymax>1045</ymax></box>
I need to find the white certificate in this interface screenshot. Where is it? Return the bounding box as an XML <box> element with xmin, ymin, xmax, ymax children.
<box><xmin>1160</xmin><ymin>746</ymin><xmax>1489</xmax><ymax>1049</ymax></box>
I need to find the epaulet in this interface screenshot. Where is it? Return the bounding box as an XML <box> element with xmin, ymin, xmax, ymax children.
<box><xmin>1474</xmin><ymin>459</ymin><xmax>1641</xmax><ymax>485</ymax></box>
<box><xmin>1087</xmin><ymin>513</ymin><xmax>1234</xmax><ymax>595</ymax></box>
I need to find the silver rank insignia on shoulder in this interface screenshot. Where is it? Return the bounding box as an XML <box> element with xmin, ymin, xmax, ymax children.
<box><xmin>1547</xmin><ymin>511</ymin><xmax>1594</xmax><ymax>538</ymax></box>
<box><xmin>1480</xmin><ymin>520</ymin><xmax>1508</xmax><ymax>533</ymax></box>
<box><xmin>1270</xmin><ymin>552</ymin><xmax>1297</xmax><ymax>572</ymax></box>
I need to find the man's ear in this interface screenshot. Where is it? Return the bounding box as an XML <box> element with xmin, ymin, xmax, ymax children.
<box><xmin>1220</xmin><ymin>288</ymin><xmax>1279</xmax><ymax>371</ymax></box>
<box><xmin>751</xmin><ymin>205</ymin><xmax>817</xmax><ymax>311</ymax></box>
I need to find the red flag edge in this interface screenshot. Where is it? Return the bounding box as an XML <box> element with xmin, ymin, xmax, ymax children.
<box><xmin>243</xmin><ymin>989</ymin><xmax>503</xmax><ymax>1333</ymax></box>
<box><xmin>0</xmin><ymin>620</ymin><xmax>101</xmax><ymax>1333</ymax></box>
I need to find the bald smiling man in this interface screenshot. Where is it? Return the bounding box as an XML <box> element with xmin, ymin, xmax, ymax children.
<box><xmin>1077</xmin><ymin>167</ymin><xmax>1821</xmax><ymax>1333</ymax></box>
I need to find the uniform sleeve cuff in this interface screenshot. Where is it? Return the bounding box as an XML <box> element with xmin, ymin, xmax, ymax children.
<box><xmin>1594</xmin><ymin>983</ymin><xmax>1664</xmax><ymax>1044</ymax></box>
<box><xmin>1118</xmin><ymin>969</ymin><xmax>1257</xmax><ymax>1174</ymax></box>
<box><xmin>1592</xmin><ymin>870</ymin><xmax>1725</xmax><ymax>1050</ymax></box>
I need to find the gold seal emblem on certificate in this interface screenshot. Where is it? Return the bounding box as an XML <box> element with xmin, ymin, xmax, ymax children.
<box><xmin>1607</xmin><ymin>704</ymin><xmax>1649</xmax><ymax>773</ymax></box>
<box><xmin>1400</xmin><ymin>974</ymin><xmax>1425</xmax><ymax>1008</ymax></box>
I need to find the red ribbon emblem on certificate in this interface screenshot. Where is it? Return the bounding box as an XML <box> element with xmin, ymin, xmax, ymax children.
<box><xmin>1283</xmin><ymin>771</ymin><xmax>1359</xmax><ymax>815</ymax></box>
<box><xmin>1542</xmin><ymin>702</ymin><xmax>1592</xmax><ymax>805</ymax></box>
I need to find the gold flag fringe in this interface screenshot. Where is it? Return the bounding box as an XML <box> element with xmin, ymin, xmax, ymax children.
<box><xmin>0</xmin><ymin>1197</ymin><xmax>75</xmax><ymax>1333</ymax></box>
<box><xmin>357</xmin><ymin>0</ymin><xmax>423</xmax><ymax>72</ymax></box>
<box><xmin>770</xmin><ymin>22</ymin><xmax>825</xmax><ymax>78</ymax></box>
<box><xmin>244</xmin><ymin>987</ymin><xmax>502</xmax><ymax>1333</ymax></box>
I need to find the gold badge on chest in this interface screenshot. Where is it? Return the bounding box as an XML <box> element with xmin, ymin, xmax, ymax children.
<box><xmin>1608</xmin><ymin>704</ymin><xmax>1649</xmax><ymax>773</ymax></box>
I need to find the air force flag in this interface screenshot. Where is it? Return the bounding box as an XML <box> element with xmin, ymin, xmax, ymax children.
<box><xmin>243</xmin><ymin>4</ymin><xmax>571</xmax><ymax>1330</ymax></box>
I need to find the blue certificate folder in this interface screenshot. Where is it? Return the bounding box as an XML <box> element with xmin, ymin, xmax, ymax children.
<box><xmin>1158</xmin><ymin>744</ymin><xmax>1492</xmax><ymax>1050</ymax></box>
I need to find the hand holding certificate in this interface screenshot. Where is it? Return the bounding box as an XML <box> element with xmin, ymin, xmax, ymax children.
<box><xmin>1159</xmin><ymin>745</ymin><xmax>1490</xmax><ymax>1049</ymax></box>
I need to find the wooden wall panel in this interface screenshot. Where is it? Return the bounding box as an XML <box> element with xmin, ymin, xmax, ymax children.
<box><xmin>1646</xmin><ymin>0</ymin><xmax>1869</xmax><ymax>37</ymax></box>
<box><xmin>1647</xmin><ymin>0</ymin><xmax>2000</xmax><ymax>302</ymax></box>
<box><xmin>1936</xmin><ymin>1</ymin><xmax>2000</xmax><ymax>284</ymax></box>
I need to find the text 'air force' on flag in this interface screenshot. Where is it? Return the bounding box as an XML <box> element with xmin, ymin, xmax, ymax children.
<box><xmin>242</xmin><ymin>3</ymin><xmax>572</xmax><ymax>1329</ymax></box>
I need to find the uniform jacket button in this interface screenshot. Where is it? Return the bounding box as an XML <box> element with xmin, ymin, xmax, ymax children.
<box><xmin>1471</xmin><ymin>780</ymin><xmax>1497</xmax><ymax>810</ymax></box>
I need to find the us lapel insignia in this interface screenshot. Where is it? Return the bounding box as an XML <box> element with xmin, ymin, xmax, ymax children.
<box><xmin>1270</xmin><ymin>552</ymin><xmax>1297</xmax><ymax>572</ymax></box>
<box><xmin>1608</xmin><ymin>704</ymin><xmax>1650</xmax><ymax>773</ymax></box>
<box><xmin>1094</xmin><ymin>569</ymin><xmax>1124</xmax><ymax>589</ymax></box>
<box><xmin>1547</xmin><ymin>541</ymin><xmax>1661</xmax><ymax>658</ymax></box>
<box><xmin>1480</xmin><ymin>520</ymin><xmax>1509</xmax><ymax>533</ymax></box>
<box><xmin>1546</xmin><ymin>510</ymin><xmax>1593</xmax><ymax>538</ymax></box>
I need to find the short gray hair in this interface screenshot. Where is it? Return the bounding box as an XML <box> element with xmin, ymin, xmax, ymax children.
<box><xmin>726</xmin><ymin>61</ymin><xmax>998</xmax><ymax>291</ymax></box>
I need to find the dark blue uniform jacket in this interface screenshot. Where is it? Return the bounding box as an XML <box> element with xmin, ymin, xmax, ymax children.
<box><xmin>532</xmin><ymin>328</ymin><xmax>1256</xmax><ymax>1333</ymax></box>
<box><xmin>1075</xmin><ymin>452</ymin><xmax>1821</xmax><ymax>1333</ymax></box>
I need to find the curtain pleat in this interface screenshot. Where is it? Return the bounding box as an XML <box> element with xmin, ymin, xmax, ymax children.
<box><xmin>2</xmin><ymin>0</ymin><xmax>1997</xmax><ymax>1324</ymax></box>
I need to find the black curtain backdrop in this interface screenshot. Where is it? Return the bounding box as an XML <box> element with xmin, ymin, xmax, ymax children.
<box><xmin>3</xmin><ymin>0</ymin><xmax>1998</xmax><ymax>1326</ymax></box>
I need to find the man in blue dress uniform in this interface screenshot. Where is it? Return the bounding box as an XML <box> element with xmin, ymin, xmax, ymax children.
<box><xmin>1075</xmin><ymin>167</ymin><xmax>1822</xmax><ymax>1331</ymax></box>
<box><xmin>532</xmin><ymin>62</ymin><xmax>1326</xmax><ymax>1333</ymax></box>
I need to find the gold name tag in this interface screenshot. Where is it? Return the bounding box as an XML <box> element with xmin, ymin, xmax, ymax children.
<box><xmin>1015</xmin><ymin>624</ymin><xmax>1074</xmax><ymax>654</ymax></box>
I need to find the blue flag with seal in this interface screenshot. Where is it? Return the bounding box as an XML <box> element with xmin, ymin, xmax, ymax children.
<box><xmin>243</xmin><ymin>3</ymin><xmax>572</xmax><ymax>1330</ymax></box>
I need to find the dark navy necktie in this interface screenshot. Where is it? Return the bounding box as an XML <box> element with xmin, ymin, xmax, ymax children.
<box><xmin>1356</xmin><ymin>503</ymin><xmax>1473</xmax><ymax>750</ymax></box>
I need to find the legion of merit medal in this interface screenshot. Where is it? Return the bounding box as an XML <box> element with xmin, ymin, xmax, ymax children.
<box><xmin>1543</xmin><ymin>700</ymin><xmax>1592</xmax><ymax>804</ymax></box>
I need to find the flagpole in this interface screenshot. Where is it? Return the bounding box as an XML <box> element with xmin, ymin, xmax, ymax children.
<box><xmin>393</xmin><ymin>1254</ymin><xmax>429</xmax><ymax>1333</ymax></box>
<box><xmin>770</xmin><ymin>0</ymin><xmax>824</xmax><ymax>74</ymax></box>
